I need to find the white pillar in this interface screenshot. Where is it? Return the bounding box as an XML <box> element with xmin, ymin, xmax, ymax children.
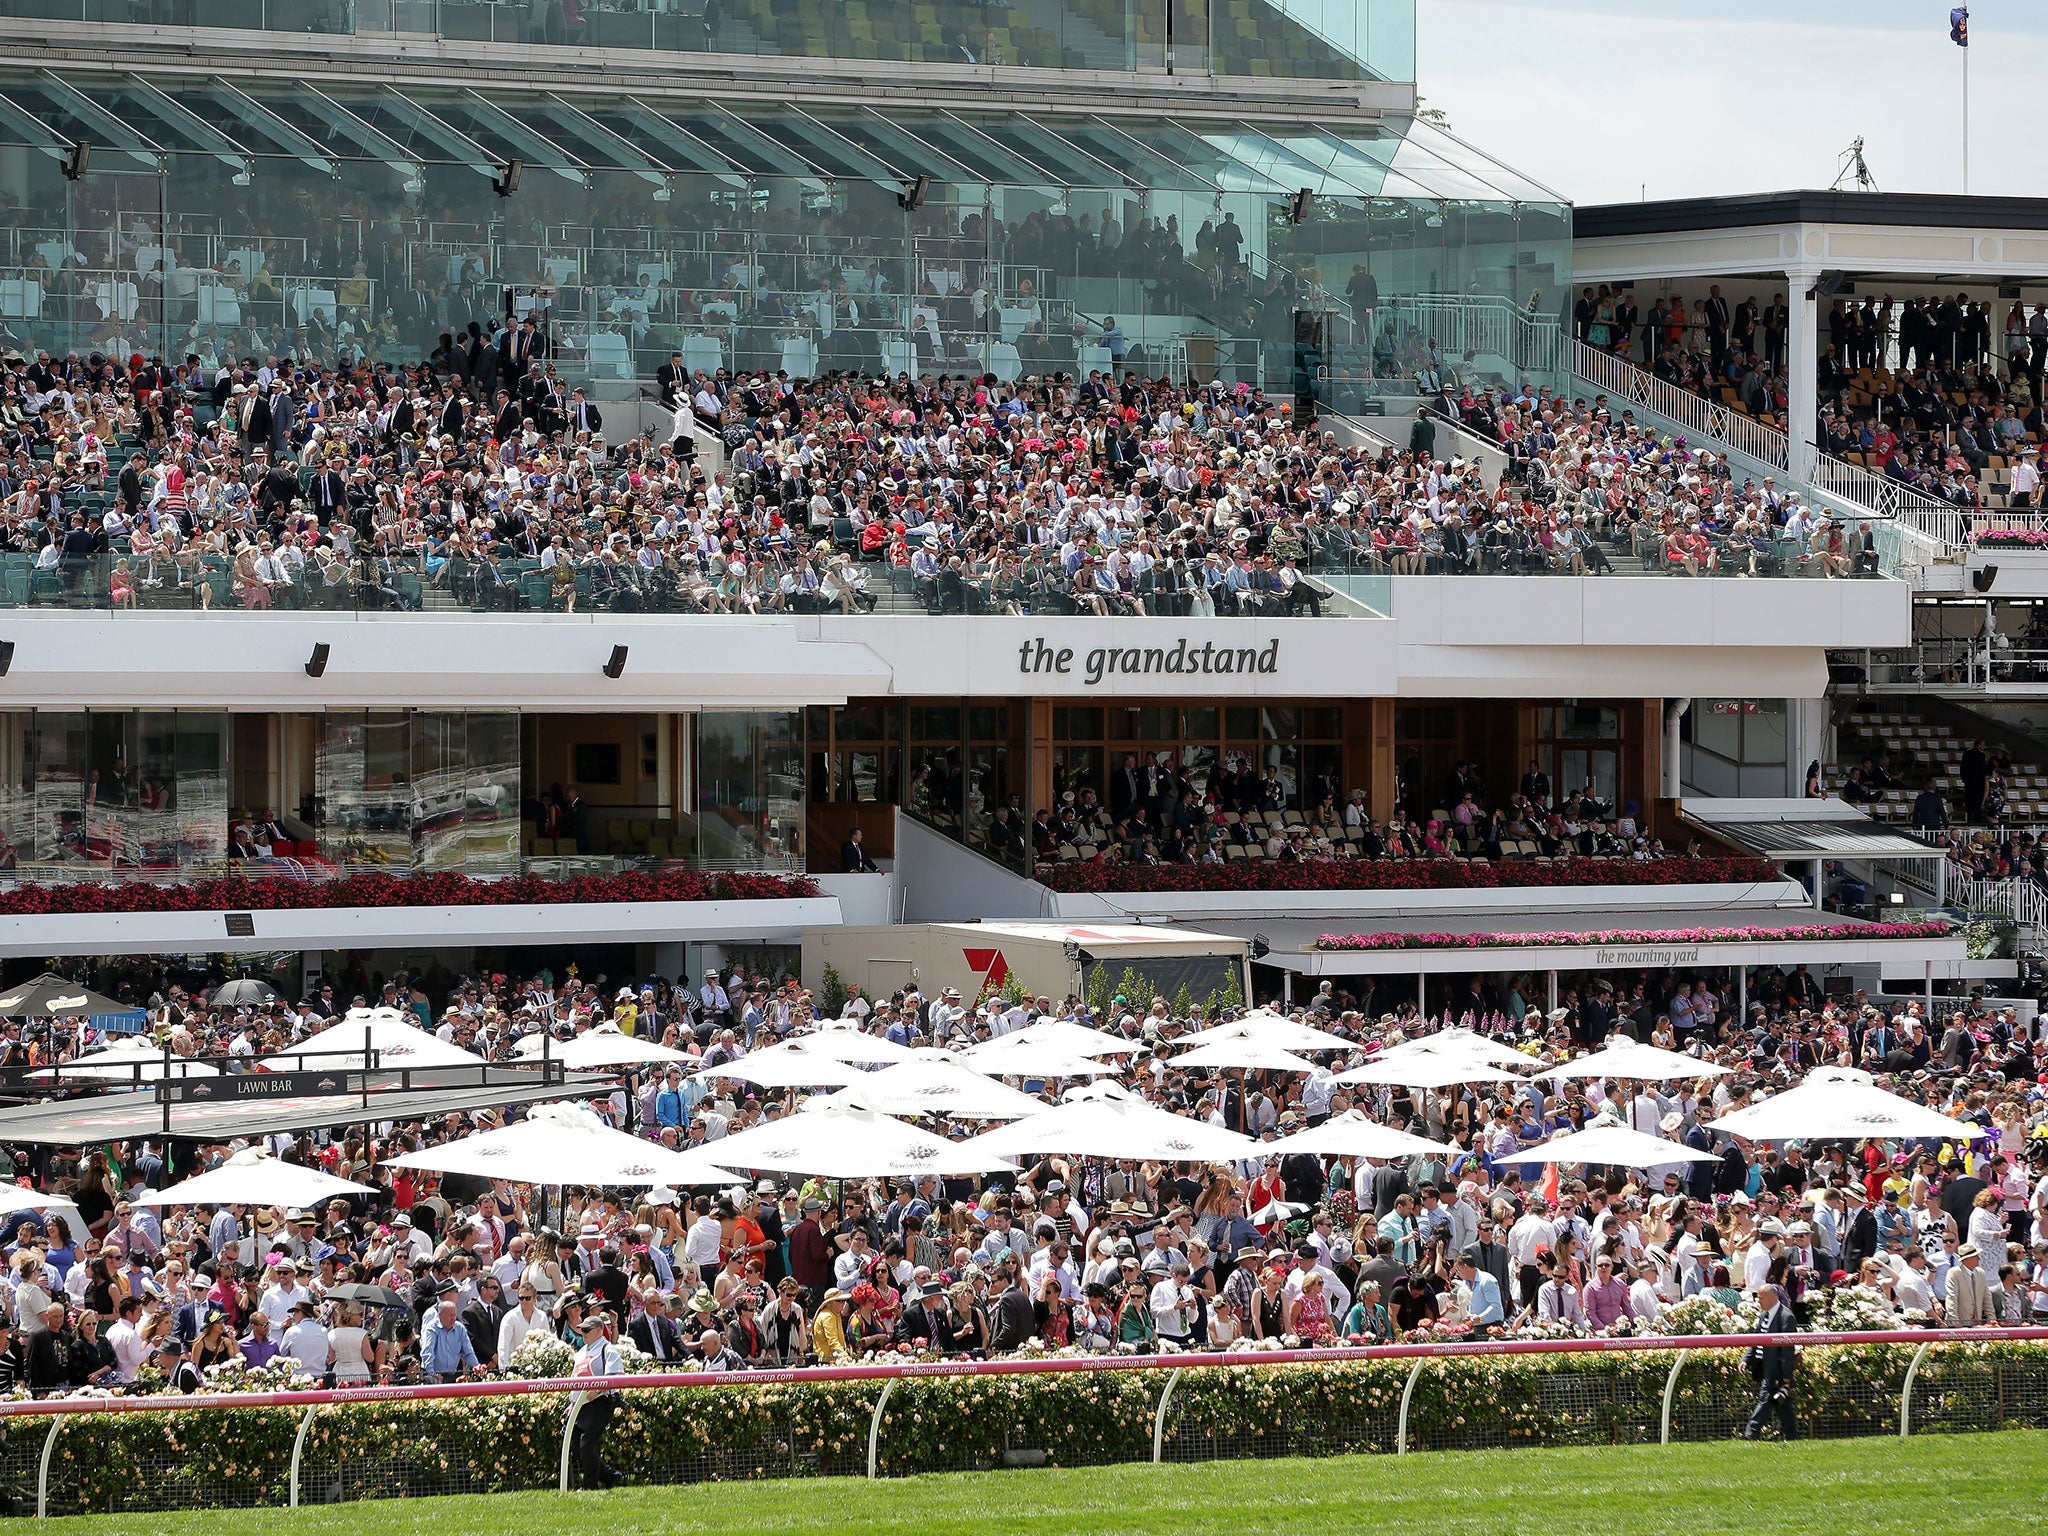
<box><xmin>1786</xmin><ymin>264</ymin><xmax>1820</xmax><ymax>480</ymax></box>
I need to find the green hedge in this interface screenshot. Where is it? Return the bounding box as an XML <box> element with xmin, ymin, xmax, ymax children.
<box><xmin>22</xmin><ymin>1344</ymin><xmax>2048</xmax><ymax>1515</ymax></box>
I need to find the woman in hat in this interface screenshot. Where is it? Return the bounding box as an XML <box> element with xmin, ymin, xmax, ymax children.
<box><xmin>191</xmin><ymin>1307</ymin><xmax>239</xmax><ymax>1374</ymax></box>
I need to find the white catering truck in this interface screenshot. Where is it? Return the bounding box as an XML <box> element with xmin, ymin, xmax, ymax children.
<box><xmin>802</xmin><ymin>920</ymin><xmax>1250</xmax><ymax>1012</ymax></box>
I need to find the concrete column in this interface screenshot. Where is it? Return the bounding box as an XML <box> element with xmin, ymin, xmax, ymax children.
<box><xmin>1785</xmin><ymin>263</ymin><xmax>1820</xmax><ymax>480</ymax></box>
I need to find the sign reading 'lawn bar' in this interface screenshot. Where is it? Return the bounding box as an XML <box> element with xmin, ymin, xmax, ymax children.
<box><xmin>1017</xmin><ymin>638</ymin><xmax>1281</xmax><ymax>687</ymax></box>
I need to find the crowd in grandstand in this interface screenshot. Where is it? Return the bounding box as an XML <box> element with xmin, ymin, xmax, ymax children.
<box><xmin>0</xmin><ymin>958</ymin><xmax>2040</xmax><ymax>1398</ymax></box>
<box><xmin>0</xmin><ymin>315</ymin><xmax>1884</xmax><ymax>623</ymax></box>
<box><xmin>1574</xmin><ymin>280</ymin><xmax>2048</xmax><ymax>513</ymax></box>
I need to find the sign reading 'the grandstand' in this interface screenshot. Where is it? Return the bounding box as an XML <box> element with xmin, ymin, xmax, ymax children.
<box><xmin>1018</xmin><ymin>637</ymin><xmax>1279</xmax><ymax>687</ymax></box>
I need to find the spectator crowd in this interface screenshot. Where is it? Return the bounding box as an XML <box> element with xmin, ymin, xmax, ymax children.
<box><xmin>0</xmin><ymin>954</ymin><xmax>2041</xmax><ymax>1398</ymax></box>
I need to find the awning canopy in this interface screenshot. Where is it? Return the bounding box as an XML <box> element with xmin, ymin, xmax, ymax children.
<box><xmin>1208</xmin><ymin>908</ymin><xmax>1968</xmax><ymax>977</ymax></box>
<box><xmin>0</xmin><ymin>1069</ymin><xmax>605</xmax><ymax>1146</ymax></box>
<box><xmin>1682</xmin><ymin>797</ymin><xmax>1943</xmax><ymax>862</ymax></box>
<box><xmin>0</xmin><ymin>69</ymin><xmax>1557</xmax><ymax>206</ymax></box>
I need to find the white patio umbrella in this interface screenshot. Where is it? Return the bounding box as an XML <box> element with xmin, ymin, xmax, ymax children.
<box><xmin>1493</xmin><ymin>1116</ymin><xmax>1719</xmax><ymax>1169</ymax></box>
<box><xmin>131</xmin><ymin>1147</ymin><xmax>378</xmax><ymax>1208</ymax></box>
<box><xmin>961</xmin><ymin>1019</ymin><xmax>1141</xmax><ymax>1059</ymax></box>
<box><xmin>261</xmin><ymin>1008</ymin><xmax>485</xmax><ymax>1072</ymax></box>
<box><xmin>817</xmin><ymin>1051</ymin><xmax>1046</xmax><ymax>1120</ymax></box>
<box><xmin>694</xmin><ymin>1096</ymin><xmax>1018</xmax><ymax>1178</ymax></box>
<box><xmin>1371</xmin><ymin>1027</ymin><xmax>1534</xmax><ymax>1071</ymax></box>
<box><xmin>1167</xmin><ymin>1037</ymin><xmax>1321</xmax><ymax>1074</ymax></box>
<box><xmin>799</xmin><ymin>1022</ymin><xmax>918</xmax><ymax>1065</ymax></box>
<box><xmin>384</xmin><ymin>1101</ymin><xmax>741</xmax><ymax>1186</ymax></box>
<box><xmin>693</xmin><ymin>1038</ymin><xmax>871</xmax><ymax>1090</ymax></box>
<box><xmin>32</xmin><ymin>1035</ymin><xmax>220</xmax><ymax>1084</ymax></box>
<box><xmin>952</xmin><ymin>1035</ymin><xmax>1124</xmax><ymax>1079</ymax></box>
<box><xmin>1706</xmin><ymin>1066</ymin><xmax>1982</xmax><ymax>1142</ymax></box>
<box><xmin>1181</xmin><ymin>1012</ymin><xmax>1355</xmax><ymax>1053</ymax></box>
<box><xmin>1255</xmin><ymin>1108</ymin><xmax>1460</xmax><ymax>1162</ymax></box>
<box><xmin>961</xmin><ymin>1081</ymin><xmax>1257</xmax><ymax>1163</ymax></box>
<box><xmin>0</xmin><ymin>1184</ymin><xmax>77</xmax><ymax>1216</ymax></box>
<box><xmin>1541</xmin><ymin>1040</ymin><xmax>1731</xmax><ymax>1082</ymax></box>
<box><xmin>512</xmin><ymin>1024</ymin><xmax>697</xmax><ymax>1070</ymax></box>
<box><xmin>1332</xmin><ymin>1048</ymin><xmax>1535</xmax><ymax>1089</ymax></box>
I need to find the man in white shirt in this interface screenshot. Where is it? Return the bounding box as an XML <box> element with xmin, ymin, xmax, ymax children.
<box><xmin>106</xmin><ymin>1295</ymin><xmax>150</xmax><ymax>1384</ymax></box>
<box><xmin>259</xmin><ymin>1260</ymin><xmax>312</xmax><ymax>1327</ymax></box>
<box><xmin>1507</xmin><ymin>1203</ymin><xmax>1557</xmax><ymax>1308</ymax></box>
<box><xmin>278</xmin><ymin>1299</ymin><xmax>330</xmax><ymax>1376</ymax></box>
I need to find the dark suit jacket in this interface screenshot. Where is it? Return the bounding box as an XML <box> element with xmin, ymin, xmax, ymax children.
<box><xmin>628</xmin><ymin>1313</ymin><xmax>684</xmax><ymax>1362</ymax></box>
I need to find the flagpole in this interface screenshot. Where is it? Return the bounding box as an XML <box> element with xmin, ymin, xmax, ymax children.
<box><xmin>1962</xmin><ymin>39</ymin><xmax>1970</xmax><ymax>193</ymax></box>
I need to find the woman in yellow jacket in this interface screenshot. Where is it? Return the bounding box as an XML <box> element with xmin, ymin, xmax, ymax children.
<box><xmin>811</xmin><ymin>1288</ymin><xmax>853</xmax><ymax>1364</ymax></box>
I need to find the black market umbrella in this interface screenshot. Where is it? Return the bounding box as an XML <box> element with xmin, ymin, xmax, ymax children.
<box><xmin>211</xmin><ymin>980</ymin><xmax>281</xmax><ymax>1008</ymax></box>
<box><xmin>0</xmin><ymin>973</ymin><xmax>129</xmax><ymax>1019</ymax></box>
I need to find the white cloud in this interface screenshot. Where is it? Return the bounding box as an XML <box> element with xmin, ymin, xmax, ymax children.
<box><xmin>1418</xmin><ymin>1</ymin><xmax>2039</xmax><ymax>205</ymax></box>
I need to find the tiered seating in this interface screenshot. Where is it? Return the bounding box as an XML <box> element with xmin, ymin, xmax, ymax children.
<box><xmin>1832</xmin><ymin>704</ymin><xmax>2048</xmax><ymax>823</ymax></box>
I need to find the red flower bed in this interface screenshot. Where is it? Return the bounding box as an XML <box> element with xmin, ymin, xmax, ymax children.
<box><xmin>1035</xmin><ymin>856</ymin><xmax>1781</xmax><ymax>895</ymax></box>
<box><xmin>0</xmin><ymin>868</ymin><xmax>819</xmax><ymax>917</ymax></box>
<box><xmin>1314</xmin><ymin>920</ymin><xmax>1954</xmax><ymax>951</ymax></box>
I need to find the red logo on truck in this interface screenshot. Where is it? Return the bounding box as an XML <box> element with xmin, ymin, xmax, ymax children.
<box><xmin>963</xmin><ymin>948</ymin><xmax>1009</xmax><ymax>992</ymax></box>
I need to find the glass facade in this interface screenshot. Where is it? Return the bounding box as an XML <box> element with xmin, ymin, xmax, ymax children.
<box><xmin>0</xmin><ymin>710</ymin><xmax>227</xmax><ymax>874</ymax></box>
<box><xmin>0</xmin><ymin>74</ymin><xmax>1566</xmax><ymax>406</ymax></box>
<box><xmin>22</xmin><ymin>0</ymin><xmax>1415</xmax><ymax>81</ymax></box>
<box><xmin>694</xmin><ymin>710</ymin><xmax>805</xmax><ymax>869</ymax></box>
<box><xmin>313</xmin><ymin>709</ymin><xmax>520</xmax><ymax>873</ymax></box>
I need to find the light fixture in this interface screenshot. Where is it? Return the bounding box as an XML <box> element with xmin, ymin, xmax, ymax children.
<box><xmin>897</xmin><ymin>173</ymin><xmax>930</xmax><ymax>212</ymax></box>
<box><xmin>231</xmin><ymin>159</ymin><xmax>253</xmax><ymax>188</ymax></box>
<box><xmin>0</xmin><ymin>640</ymin><xmax>13</xmax><ymax>677</ymax></box>
<box><xmin>651</xmin><ymin>177</ymin><xmax>673</xmax><ymax>204</ymax></box>
<box><xmin>492</xmin><ymin>158</ymin><xmax>523</xmax><ymax>198</ymax></box>
<box><xmin>304</xmin><ymin>642</ymin><xmax>330</xmax><ymax>678</ymax></box>
<box><xmin>401</xmin><ymin>162</ymin><xmax>425</xmax><ymax>199</ymax></box>
<box><xmin>62</xmin><ymin>142</ymin><xmax>88</xmax><ymax>181</ymax></box>
<box><xmin>1288</xmin><ymin>187</ymin><xmax>1312</xmax><ymax>225</ymax></box>
<box><xmin>602</xmin><ymin>644</ymin><xmax>629</xmax><ymax>679</ymax></box>
<box><xmin>1889</xmin><ymin>892</ymin><xmax>1907</xmax><ymax>906</ymax></box>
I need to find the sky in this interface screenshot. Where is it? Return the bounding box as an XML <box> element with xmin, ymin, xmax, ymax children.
<box><xmin>1414</xmin><ymin>0</ymin><xmax>2040</xmax><ymax>207</ymax></box>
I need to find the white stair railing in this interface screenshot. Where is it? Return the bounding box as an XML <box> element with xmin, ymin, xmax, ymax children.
<box><xmin>1572</xmin><ymin>341</ymin><xmax>1790</xmax><ymax>469</ymax></box>
<box><xmin>1569</xmin><ymin>344</ymin><xmax>1968</xmax><ymax>559</ymax></box>
<box><xmin>1950</xmin><ymin>871</ymin><xmax>2048</xmax><ymax>932</ymax></box>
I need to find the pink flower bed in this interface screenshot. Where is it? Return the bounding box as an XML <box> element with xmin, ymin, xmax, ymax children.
<box><xmin>1313</xmin><ymin>920</ymin><xmax>1954</xmax><ymax>951</ymax></box>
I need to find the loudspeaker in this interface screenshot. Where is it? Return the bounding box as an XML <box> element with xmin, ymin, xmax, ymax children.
<box><xmin>898</xmin><ymin>174</ymin><xmax>930</xmax><ymax>212</ymax></box>
<box><xmin>602</xmin><ymin>645</ymin><xmax>629</xmax><ymax>679</ymax></box>
<box><xmin>492</xmin><ymin>159</ymin><xmax>523</xmax><ymax>198</ymax></box>
<box><xmin>304</xmin><ymin>642</ymin><xmax>330</xmax><ymax>678</ymax></box>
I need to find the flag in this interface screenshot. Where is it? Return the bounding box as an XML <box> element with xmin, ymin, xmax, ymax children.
<box><xmin>1951</xmin><ymin>6</ymin><xmax>1968</xmax><ymax>46</ymax></box>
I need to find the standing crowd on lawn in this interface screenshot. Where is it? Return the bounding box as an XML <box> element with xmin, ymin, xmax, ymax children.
<box><xmin>0</xmin><ymin>957</ymin><xmax>2041</xmax><ymax>1404</ymax></box>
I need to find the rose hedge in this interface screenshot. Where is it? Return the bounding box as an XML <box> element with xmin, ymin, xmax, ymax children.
<box><xmin>1973</xmin><ymin>529</ymin><xmax>2048</xmax><ymax>549</ymax></box>
<box><xmin>1037</xmin><ymin>856</ymin><xmax>1781</xmax><ymax>895</ymax></box>
<box><xmin>0</xmin><ymin>868</ymin><xmax>818</xmax><ymax>918</ymax></box>
<box><xmin>28</xmin><ymin>1343</ymin><xmax>2048</xmax><ymax>1514</ymax></box>
<box><xmin>1314</xmin><ymin>920</ymin><xmax>1955</xmax><ymax>951</ymax></box>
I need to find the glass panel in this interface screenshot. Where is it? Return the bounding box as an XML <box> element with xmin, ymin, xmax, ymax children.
<box><xmin>695</xmin><ymin>711</ymin><xmax>803</xmax><ymax>869</ymax></box>
<box><xmin>314</xmin><ymin>711</ymin><xmax>413</xmax><ymax>873</ymax></box>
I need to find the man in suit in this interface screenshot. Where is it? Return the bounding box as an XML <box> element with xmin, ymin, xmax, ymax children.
<box><xmin>310</xmin><ymin>460</ymin><xmax>348</xmax><ymax>525</ymax></box>
<box><xmin>894</xmin><ymin>1282</ymin><xmax>949</xmax><ymax>1348</ymax></box>
<box><xmin>839</xmin><ymin>827</ymin><xmax>880</xmax><ymax>873</ymax></box>
<box><xmin>569</xmin><ymin>387</ymin><xmax>603</xmax><ymax>437</ymax></box>
<box><xmin>657</xmin><ymin>351</ymin><xmax>689</xmax><ymax>409</ymax></box>
<box><xmin>1109</xmin><ymin>753</ymin><xmax>1142</xmax><ymax>823</ymax></box>
<box><xmin>1945</xmin><ymin>1243</ymin><xmax>1995</xmax><ymax>1326</ymax></box>
<box><xmin>1740</xmin><ymin>1282</ymin><xmax>1800</xmax><ymax>1439</ymax></box>
<box><xmin>1704</xmin><ymin>284</ymin><xmax>1731</xmax><ymax>374</ymax></box>
<box><xmin>627</xmin><ymin>1290</ymin><xmax>685</xmax><ymax>1363</ymax></box>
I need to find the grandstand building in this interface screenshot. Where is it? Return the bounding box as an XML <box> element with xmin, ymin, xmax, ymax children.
<box><xmin>0</xmin><ymin>4</ymin><xmax>1992</xmax><ymax>1001</ymax></box>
